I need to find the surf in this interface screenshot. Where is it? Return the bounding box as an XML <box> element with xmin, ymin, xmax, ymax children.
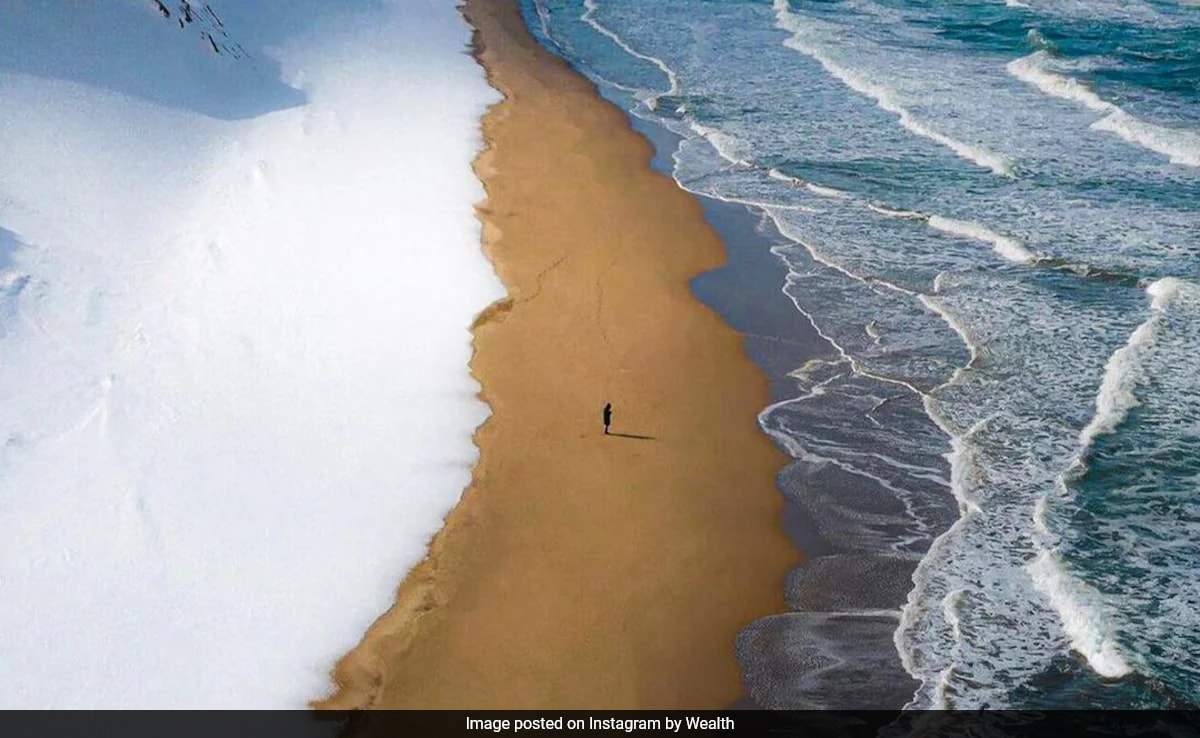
<box><xmin>1008</xmin><ymin>51</ymin><xmax>1200</xmax><ymax>167</ymax></box>
<box><xmin>772</xmin><ymin>0</ymin><xmax>1015</xmax><ymax>177</ymax></box>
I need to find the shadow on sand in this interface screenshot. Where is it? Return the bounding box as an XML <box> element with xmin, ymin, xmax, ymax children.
<box><xmin>608</xmin><ymin>432</ymin><xmax>656</xmax><ymax>441</ymax></box>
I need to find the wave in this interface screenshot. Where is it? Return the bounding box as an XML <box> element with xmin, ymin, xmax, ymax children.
<box><xmin>772</xmin><ymin>0</ymin><xmax>1015</xmax><ymax>177</ymax></box>
<box><xmin>1044</xmin><ymin>277</ymin><xmax>1180</xmax><ymax>490</ymax></box>
<box><xmin>867</xmin><ymin>202</ymin><xmax>926</xmax><ymax>220</ymax></box>
<box><xmin>866</xmin><ymin>203</ymin><xmax>1145</xmax><ymax>285</ymax></box>
<box><xmin>1007</xmin><ymin>51</ymin><xmax>1200</xmax><ymax>167</ymax></box>
<box><xmin>1007</xmin><ymin>51</ymin><xmax>1121</xmax><ymax>114</ymax></box>
<box><xmin>1024</xmin><ymin>28</ymin><xmax>1056</xmax><ymax>53</ymax></box>
<box><xmin>1028</xmin><ymin>278</ymin><xmax>1198</xmax><ymax>683</ymax></box>
<box><xmin>689</xmin><ymin>121</ymin><xmax>755</xmax><ymax>168</ymax></box>
<box><xmin>1007</xmin><ymin>0</ymin><xmax>1185</xmax><ymax>26</ymax></box>
<box><xmin>1094</xmin><ymin>114</ymin><xmax>1200</xmax><ymax>168</ymax></box>
<box><xmin>1077</xmin><ymin>277</ymin><xmax>1183</xmax><ymax>450</ymax></box>
<box><xmin>529</xmin><ymin>1</ymin><xmax>659</xmax><ymax>99</ymax></box>
<box><xmin>766</xmin><ymin>168</ymin><xmax>848</xmax><ymax>198</ymax></box>
<box><xmin>806</xmin><ymin>183</ymin><xmax>847</xmax><ymax>198</ymax></box>
<box><xmin>580</xmin><ymin>0</ymin><xmax>681</xmax><ymax>109</ymax></box>
<box><xmin>926</xmin><ymin>215</ymin><xmax>1036</xmax><ymax>263</ymax></box>
<box><xmin>766</xmin><ymin>168</ymin><xmax>799</xmax><ymax>184</ymax></box>
<box><xmin>1028</xmin><ymin>549</ymin><xmax>1133</xmax><ymax>679</ymax></box>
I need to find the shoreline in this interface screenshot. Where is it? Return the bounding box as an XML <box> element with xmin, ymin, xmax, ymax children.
<box><xmin>617</xmin><ymin>111</ymin><xmax>937</xmax><ymax>709</ymax></box>
<box><xmin>313</xmin><ymin>0</ymin><xmax>796</xmax><ymax>710</ymax></box>
<box><xmin>601</xmin><ymin>97</ymin><xmax>935</xmax><ymax>709</ymax></box>
<box><xmin>688</xmin><ymin>197</ymin><xmax>929</xmax><ymax>709</ymax></box>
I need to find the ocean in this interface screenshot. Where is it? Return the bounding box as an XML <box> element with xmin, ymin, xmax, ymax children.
<box><xmin>524</xmin><ymin>0</ymin><xmax>1200</xmax><ymax>709</ymax></box>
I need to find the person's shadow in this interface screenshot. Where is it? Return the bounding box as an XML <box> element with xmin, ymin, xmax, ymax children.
<box><xmin>608</xmin><ymin>432</ymin><xmax>656</xmax><ymax>440</ymax></box>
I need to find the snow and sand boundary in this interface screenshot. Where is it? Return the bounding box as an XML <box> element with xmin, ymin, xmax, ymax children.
<box><xmin>316</xmin><ymin>0</ymin><xmax>796</xmax><ymax>710</ymax></box>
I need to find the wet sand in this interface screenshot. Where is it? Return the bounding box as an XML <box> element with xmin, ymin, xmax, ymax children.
<box><xmin>313</xmin><ymin>0</ymin><xmax>796</xmax><ymax>710</ymax></box>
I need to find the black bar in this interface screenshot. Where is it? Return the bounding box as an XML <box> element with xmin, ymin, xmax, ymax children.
<box><xmin>5</xmin><ymin>710</ymin><xmax>1200</xmax><ymax>738</ymax></box>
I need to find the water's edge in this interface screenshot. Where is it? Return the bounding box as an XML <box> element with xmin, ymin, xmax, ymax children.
<box><xmin>517</xmin><ymin>6</ymin><xmax>956</xmax><ymax>708</ymax></box>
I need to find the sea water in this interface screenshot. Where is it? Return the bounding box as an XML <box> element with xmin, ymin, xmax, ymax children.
<box><xmin>525</xmin><ymin>0</ymin><xmax>1200</xmax><ymax>709</ymax></box>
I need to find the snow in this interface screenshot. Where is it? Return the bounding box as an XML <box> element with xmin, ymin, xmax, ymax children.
<box><xmin>0</xmin><ymin>0</ymin><xmax>503</xmax><ymax>708</ymax></box>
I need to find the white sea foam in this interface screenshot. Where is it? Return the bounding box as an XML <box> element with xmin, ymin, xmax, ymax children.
<box><xmin>767</xmin><ymin>167</ymin><xmax>799</xmax><ymax>184</ymax></box>
<box><xmin>940</xmin><ymin>415</ymin><xmax>989</xmax><ymax>518</ymax></box>
<box><xmin>1029</xmin><ymin>278</ymin><xmax>1197</xmax><ymax>683</ymax></box>
<box><xmin>927</xmin><ymin>589</ymin><xmax>968</xmax><ymax>708</ymax></box>
<box><xmin>1076</xmin><ymin>278</ymin><xmax>1181</xmax><ymax>450</ymax></box>
<box><xmin>805</xmin><ymin>183</ymin><xmax>848</xmax><ymax>198</ymax></box>
<box><xmin>766</xmin><ymin>167</ymin><xmax>848</xmax><ymax>198</ymax></box>
<box><xmin>581</xmin><ymin>0</ymin><xmax>681</xmax><ymax>107</ymax></box>
<box><xmin>1025</xmin><ymin>28</ymin><xmax>1055</xmax><ymax>51</ymax></box>
<box><xmin>1007</xmin><ymin>52</ymin><xmax>1111</xmax><ymax>112</ymax></box>
<box><xmin>533</xmin><ymin>1</ymin><xmax>648</xmax><ymax>98</ymax></box>
<box><xmin>531</xmin><ymin>0</ymin><xmax>555</xmax><ymax>42</ymax></box>
<box><xmin>1093</xmin><ymin>113</ymin><xmax>1200</xmax><ymax>168</ymax></box>
<box><xmin>1009</xmin><ymin>0</ymin><xmax>1180</xmax><ymax>26</ymax></box>
<box><xmin>773</xmin><ymin>0</ymin><xmax>1014</xmax><ymax>177</ymax></box>
<box><xmin>927</xmin><ymin>216</ymin><xmax>1036</xmax><ymax>263</ymax></box>
<box><xmin>762</xmin><ymin>239</ymin><xmax>926</xmax><ymax>406</ymax></box>
<box><xmin>689</xmin><ymin>121</ymin><xmax>755</xmax><ymax>168</ymax></box>
<box><xmin>868</xmin><ymin>203</ymin><xmax>927</xmax><ymax>220</ymax></box>
<box><xmin>1033</xmin><ymin>493</ymin><xmax>1054</xmax><ymax>538</ymax></box>
<box><xmin>0</xmin><ymin>0</ymin><xmax>504</xmax><ymax>708</ymax></box>
<box><xmin>1028</xmin><ymin>550</ymin><xmax>1132</xmax><ymax>678</ymax></box>
<box><xmin>1008</xmin><ymin>51</ymin><xmax>1200</xmax><ymax>167</ymax></box>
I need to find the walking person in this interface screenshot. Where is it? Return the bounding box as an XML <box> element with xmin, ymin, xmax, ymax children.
<box><xmin>603</xmin><ymin>402</ymin><xmax>613</xmax><ymax>435</ymax></box>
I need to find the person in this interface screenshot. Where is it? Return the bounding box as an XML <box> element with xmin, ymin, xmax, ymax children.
<box><xmin>603</xmin><ymin>402</ymin><xmax>613</xmax><ymax>435</ymax></box>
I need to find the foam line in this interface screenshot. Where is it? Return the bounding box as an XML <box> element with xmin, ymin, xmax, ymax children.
<box><xmin>1029</xmin><ymin>278</ymin><xmax>1198</xmax><ymax>683</ymax></box>
<box><xmin>1077</xmin><ymin>277</ymin><xmax>1182</xmax><ymax>450</ymax></box>
<box><xmin>773</xmin><ymin>0</ymin><xmax>1015</xmax><ymax>177</ymax></box>
<box><xmin>927</xmin><ymin>215</ymin><xmax>1036</xmax><ymax>263</ymax></box>
<box><xmin>1028</xmin><ymin>550</ymin><xmax>1132</xmax><ymax>678</ymax></box>
<box><xmin>581</xmin><ymin>0</ymin><xmax>681</xmax><ymax>108</ymax></box>
<box><xmin>1008</xmin><ymin>51</ymin><xmax>1200</xmax><ymax>167</ymax></box>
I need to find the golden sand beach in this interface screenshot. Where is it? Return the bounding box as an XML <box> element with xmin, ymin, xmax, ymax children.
<box><xmin>314</xmin><ymin>0</ymin><xmax>796</xmax><ymax>709</ymax></box>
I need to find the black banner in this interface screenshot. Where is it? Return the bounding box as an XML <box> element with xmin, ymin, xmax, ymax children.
<box><xmin>5</xmin><ymin>710</ymin><xmax>1200</xmax><ymax>738</ymax></box>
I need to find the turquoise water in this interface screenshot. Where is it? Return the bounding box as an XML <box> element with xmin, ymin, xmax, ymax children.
<box><xmin>524</xmin><ymin>0</ymin><xmax>1200</xmax><ymax>709</ymax></box>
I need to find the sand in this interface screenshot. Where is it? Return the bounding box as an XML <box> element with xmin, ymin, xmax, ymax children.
<box><xmin>313</xmin><ymin>0</ymin><xmax>796</xmax><ymax>710</ymax></box>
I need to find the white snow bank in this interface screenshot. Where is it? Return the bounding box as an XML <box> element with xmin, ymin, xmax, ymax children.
<box><xmin>0</xmin><ymin>0</ymin><xmax>503</xmax><ymax>708</ymax></box>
